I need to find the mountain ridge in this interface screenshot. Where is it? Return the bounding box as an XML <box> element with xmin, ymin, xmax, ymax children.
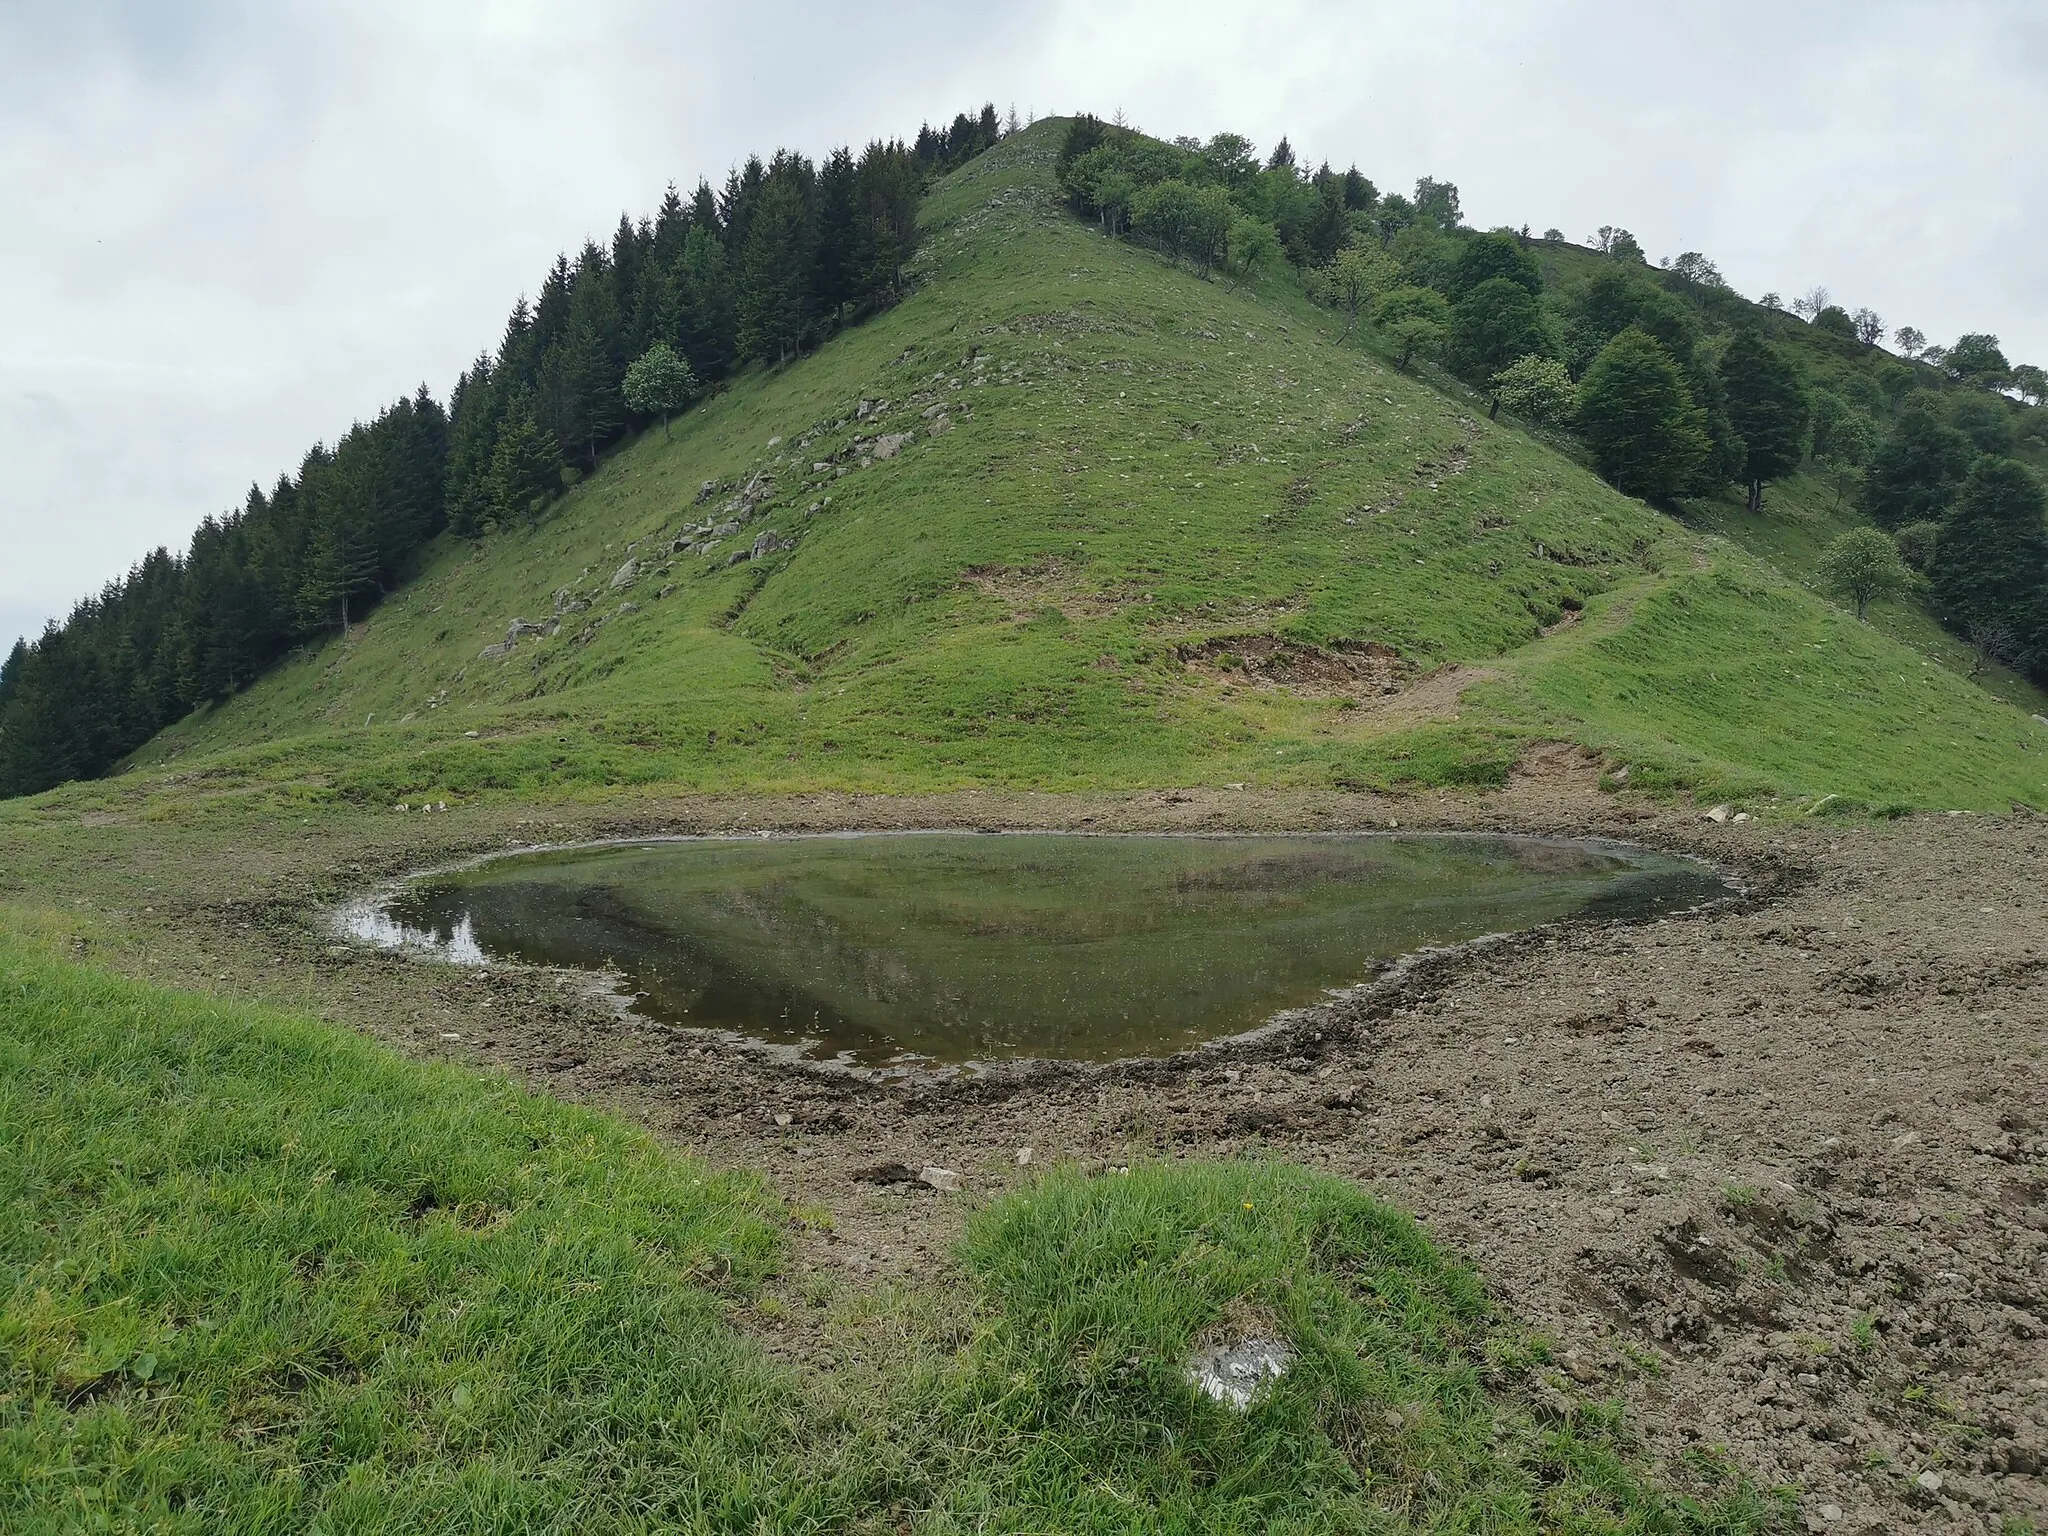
<box><xmin>16</xmin><ymin>117</ymin><xmax>2047</xmax><ymax>817</ymax></box>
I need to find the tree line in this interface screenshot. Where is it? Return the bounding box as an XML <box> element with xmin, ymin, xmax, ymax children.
<box><xmin>0</xmin><ymin>105</ymin><xmax>1003</xmax><ymax>799</ymax></box>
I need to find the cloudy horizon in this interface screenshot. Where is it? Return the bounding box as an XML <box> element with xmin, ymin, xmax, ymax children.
<box><xmin>6</xmin><ymin>0</ymin><xmax>2045</xmax><ymax>653</ymax></box>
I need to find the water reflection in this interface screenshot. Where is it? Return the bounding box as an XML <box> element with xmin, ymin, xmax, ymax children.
<box><xmin>338</xmin><ymin>900</ymin><xmax>487</xmax><ymax>966</ymax></box>
<box><xmin>342</xmin><ymin>833</ymin><xmax>1730</xmax><ymax>1065</ymax></box>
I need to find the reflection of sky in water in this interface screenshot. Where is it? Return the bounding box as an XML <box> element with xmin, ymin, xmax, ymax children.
<box><xmin>331</xmin><ymin>834</ymin><xmax>1732</xmax><ymax>1066</ymax></box>
<box><xmin>338</xmin><ymin>901</ymin><xmax>486</xmax><ymax>966</ymax></box>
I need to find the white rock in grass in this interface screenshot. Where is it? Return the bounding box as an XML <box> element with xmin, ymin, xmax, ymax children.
<box><xmin>1184</xmin><ymin>1337</ymin><xmax>1291</xmax><ymax>1411</ymax></box>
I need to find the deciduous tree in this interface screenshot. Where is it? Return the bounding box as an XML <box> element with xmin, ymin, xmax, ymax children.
<box><xmin>1719</xmin><ymin>329</ymin><xmax>1808</xmax><ymax>511</ymax></box>
<box><xmin>1490</xmin><ymin>355</ymin><xmax>1576</xmax><ymax>426</ymax></box>
<box><xmin>1371</xmin><ymin>285</ymin><xmax>1451</xmax><ymax>370</ymax></box>
<box><xmin>1817</xmin><ymin>527</ymin><xmax>1910</xmax><ymax>619</ymax></box>
<box><xmin>1861</xmin><ymin>406</ymin><xmax>1977</xmax><ymax>528</ymax></box>
<box><xmin>1309</xmin><ymin>240</ymin><xmax>1394</xmax><ymax>334</ymax></box>
<box><xmin>1451</xmin><ymin>278</ymin><xmax>1549</xmax><ymax>399</ymax></box>
<box><xmin>1928</xmin><ymin>458</ymin><xmax>2048</xmax><ymax>665</ymax></box>
<box><xmin>1574</xmin><ymin>327</ymin><xmax>1709</xmax><ymax>501</ymax></box>
<box><xmin>622</xmin><ymin>342</ymin><xmax>699</xmax><ymax>436</ymax></box>
<box><xmin>1946</xmin><ymin>333</ymin><xmax>2011</xmax><ymax>389</ymax></box>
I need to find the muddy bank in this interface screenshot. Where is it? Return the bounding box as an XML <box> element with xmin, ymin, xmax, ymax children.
<box><xmin>11</xmin><ymin>772</ymin><xmax>2047</xmax><ymax>1532</ymax></box>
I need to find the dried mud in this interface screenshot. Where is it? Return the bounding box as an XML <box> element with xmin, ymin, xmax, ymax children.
<box><xmin>17</xmin><ymin>766</ymin><xmax>2048</xmax><ymax>1533</ymax></box>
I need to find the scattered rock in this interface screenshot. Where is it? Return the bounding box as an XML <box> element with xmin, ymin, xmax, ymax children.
<box><xmin>478</xmin><ymin>641</ymin><xmax>514</xmax><ymax>661</ymax></box>
<box><xmin>752</xmin><ymin>530</ymin><xmax>781</xmax><ymax>559</ymax></box>
<box><xmin>609</xmin><ymin>559</ymin><xmax>638</xmax><ymax>590</ymax></box>
<box><xmin>773</xmin><ymin>1112</ymin><xmax>792</xmax><ymax>1127</ymax></box>
<box><xmin>1705</xmin><ymin>804</ymin><xmax>1733</xmax><ymax>823</ymax></box>
<box><xmin>1016</xmin><ymin>1146</ymin><xmax>1034</xmax><ymax>1166</ymax></box>
<box><xmin>918</xmin><ymin>1165</ymin><xmax>962</xmax><ymax>1193</ymax></box>
<box><xmin>872</xmin><ymin>432</ymin><xmax>914</xmax><ymax>460</ymax></box>
<box><xmin>462</xmin><ymin>730</ymin><xmax>479</xmax><ymax>738</ymax></box>
<box><xmin>928</xmin><ymin>414</ymin><xmax>954</xmax><ymax>437</ymax></box>
<box><xmin>1184</xmin><ymin>1337</ymin><xmax>1291</xmax><ymax>1410</ymax></box>
<box><xmin>1914</xmin><ymin>1470</ymin><xmax>1943</xmax><ymax>1493</ymax></box>
<box><xmin>616</xmin><ymin>602</ymin><xmax>639</xmax><ymax>615</ymax></box>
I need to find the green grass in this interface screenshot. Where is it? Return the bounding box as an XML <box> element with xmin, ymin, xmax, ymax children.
<box><xmin>909</xmin><ymin>1162</ymin><xmax>1790</xmax><ymax>1533</ymax></box>
<box><xmin>1482</xmin><ymin>553</ymin><xmax>2048</xmax><ymax>808</ymax></box>
<box><xmin>70</xmin><ymin>117</ymin><xmax>2036</xmax><ymax>817</ymax></box>
<box><xmin>1689</xmin><ymin>472</ymin><xmax>2048</xmax><ymax>717</ymax></box>
<box><xmin>0</xmin><ymin>927</ymin><xmax>834</xmax><ymax>1533</ymax></box>
<box><xmin>1</xmin><ymin>931</ymin><xmax>1792</xmax><ymax>1532</ymax></box>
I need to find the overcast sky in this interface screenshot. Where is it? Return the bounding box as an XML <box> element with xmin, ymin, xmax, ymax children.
<box><xmin>6</xmin><ymin>0</ymin><xmax>2045</xmax><ymax>652</ymax></box>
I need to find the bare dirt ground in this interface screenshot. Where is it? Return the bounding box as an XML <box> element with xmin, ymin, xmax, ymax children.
<box><xmin>15</xmin><ymin>760</ymin><xmax>2048</xmax><ymax>1533</ymax></box>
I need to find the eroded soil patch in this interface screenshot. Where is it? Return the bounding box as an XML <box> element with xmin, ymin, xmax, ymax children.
<box><xmin>1178</xmin><ymin>633</ymin><xmax>1408</xmax><ymax>699</ymax></box>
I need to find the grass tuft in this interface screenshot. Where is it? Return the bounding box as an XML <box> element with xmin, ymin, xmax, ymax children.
<box><xmin>887</xmin><ymin>1161</ymin><xmax>1793</xmax><ymax>1532</ymax></box>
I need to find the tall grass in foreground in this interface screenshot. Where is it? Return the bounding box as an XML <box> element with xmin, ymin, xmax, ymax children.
<box><xmin>1</xmin><ymin>934</ymin><xmax>1790</xmax><ymax>1531</ymax></box>
<box><xmin>0</xmin><ymin>934</ymin><xmax>836</xmax><ymax>1533</ymax></box>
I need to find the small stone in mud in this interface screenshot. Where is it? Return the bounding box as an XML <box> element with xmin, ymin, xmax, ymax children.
<box><xmin>774</xmin><ymin>1112</ymin><xmax>793</xmax><ymax>1127</ymax></box>
<box><xmin>1913</xmin><ymin>1470</ymin><xmax>1942</xmax><ymax>1493</ymax></box>
<box><xmin>1016</xmin><ymin>1146</ymin><xmax>1033</xmax><ymax>1165</ymax></box>
<box><xmin>918</xmin><ymin>1165</ymin><xmax>962</xmax><ymax>1193</ymax></box>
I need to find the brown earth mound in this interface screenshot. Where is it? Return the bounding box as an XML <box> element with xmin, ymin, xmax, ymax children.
<box><xmin>1179</xmin><ymin>633</ymin><xmax>1408</xmax><ymax>698</ymax></box>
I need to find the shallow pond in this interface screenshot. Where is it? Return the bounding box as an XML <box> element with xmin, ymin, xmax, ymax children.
<box><xmin>346</xmin><ymin>833</ymin><xmax>1729</xmax><ymax>1066</ymax></box>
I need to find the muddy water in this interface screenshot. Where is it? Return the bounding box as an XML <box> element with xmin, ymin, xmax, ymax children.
<box><xmin>355</xmin><ymin>833</ymin><xmax>1728</xmax><ymax>1065</ymax></box>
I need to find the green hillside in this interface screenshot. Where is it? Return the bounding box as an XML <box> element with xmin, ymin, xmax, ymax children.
<box><xmin>113</xmin><ymin>121</ymin><xmax>2048</xmax><ymax>813</ymax></box>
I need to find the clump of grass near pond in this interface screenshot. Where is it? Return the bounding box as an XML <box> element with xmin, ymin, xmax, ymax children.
<box><xmin>1</xmin><ymin>932</ymin><xmax>1790</xmax><ymax>1532</ymax></box>
<box><xmin>894</xmin><ymin>1161</ymin><xmax>1790</xmax><ymax>1532</ymax></box>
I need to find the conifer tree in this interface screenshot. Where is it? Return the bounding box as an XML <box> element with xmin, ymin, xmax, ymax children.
<box><xmin>739</xmin><ymin>154</ymin><xmax>819</xmax><ymax>365</ymax></box>
<box><xmin>671</xmin><ymin>221</ymin><xmax>739</xmax><ymax>380</ymax></box>
<box><xmin>487</xmin><ymin>395</ymin><xmax>564</xmax><ymax>524</ymax></box>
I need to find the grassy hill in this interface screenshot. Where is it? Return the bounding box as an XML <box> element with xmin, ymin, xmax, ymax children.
<box><xmin>106</xmin><ymin>120</ymin><xmax>2048</xmax><ymax>815</ymax></box>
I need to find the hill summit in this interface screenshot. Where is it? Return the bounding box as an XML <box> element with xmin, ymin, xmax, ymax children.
<box><xmin>29</xmin><ymin>118</ymin><xmax>2048</xmax><ymax>812</ymax></box>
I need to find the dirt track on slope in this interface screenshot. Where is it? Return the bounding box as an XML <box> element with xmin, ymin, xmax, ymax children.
<box><xmin>19</xmin><ymin>764</ymin><xmax>2048</xmax><ymax>1533</ymax></box>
